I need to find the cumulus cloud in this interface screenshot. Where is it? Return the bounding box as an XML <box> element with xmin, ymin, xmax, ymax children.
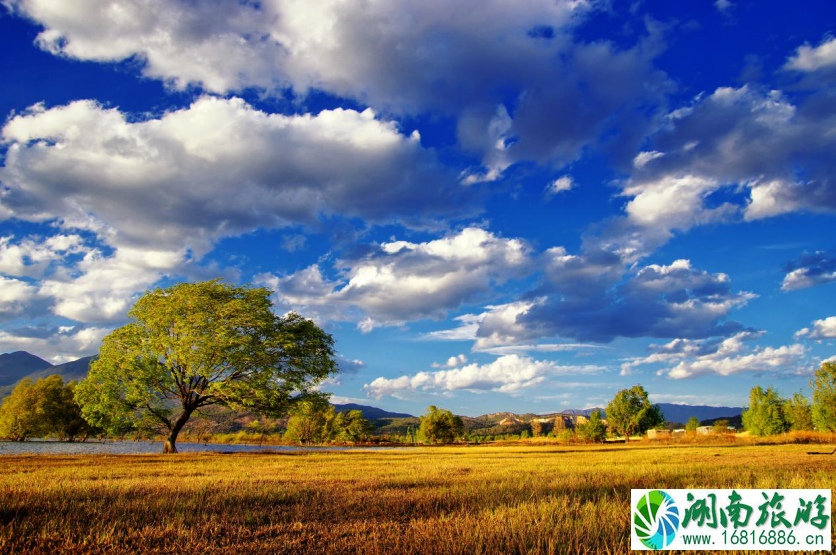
<box><xmin>785</xmin><ymin>36</ymin><xmax>836</xmax><ymax>72</ymax></box>
<box><xmin>516</xmin><ymin>256</ymin><xmax>754</xmax><ymax>343</ymax></box>
<box><xmin>1</xmin><ymin>97</ymin><xmax>465</xmax><ymax>254</ymax></box>
<box><xmin>545</xmin><ymin>176</ymin><xmax>574</xmax><ymax>198</ymax></box>
<box><xmin>261</xmin><ymin>227</ymin><xmax>531</xmax><ymax>329</ymax></box>
<box><xmin>364</xmin><ymin>354</ymin><xmax>602</xmax><ymax>398</ymax></box>
<box><xmin>7</xmin><ymin>0</ymin><xmax>668</xmax><ymax>178</ymax></box>
<box><xmin>781</xmin><ymin>250</ymin><xmax>836</xmax><ymax>291</ymax></box>
<box><xmin>431</xmin><ymin>354</ymin><xmax>468</xmax><ymax>368</ymax></box>
<box><xmin>617</xmin><ymin>85</ymin><xmax>836</xmax><ymax>236</ymax></box>
<box><xmin>0</xmin><ymin>234</ymin><xmax>84</xmax><ymax>277</ymax></box>
<box><xmin>795</xmin><ymin>317</ymin><xmax>836</xmax><ymax>340</ymax></box>
<box><xmin>614</xmin><ymin>331</ymin><xmax>808</xmax><ymax>380</ymax></box>
<box><xmin>0</xmin><ymin>276</ymin><xmax>40</xmax><ymax>322</ymax></box>
<box><xmin>666</xmin><ymin>343</ymin><xmax>807</xmax><ymax>379</ymax></box>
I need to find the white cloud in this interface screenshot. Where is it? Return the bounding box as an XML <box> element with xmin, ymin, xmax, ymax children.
<box><xmin>714</xmin><ymin>0</ymin><xmax>732</xmax><ymax>13</ymax></box>
<box><xmin>785</xmin><ymin>37</ymin><xmax>836</xmax><ymax>72</ymax></box>
<box><xmin>666</xmin><ymin>343</ymin><xmax>806</xmax><ymax>379</ymax></box>
<box><xmin>0</xmin><ymin>234</ymin><xmax>84</xmax><ymax>277</ymax></box>
<box><xmin>263</xmin><ymin>227</ymin><xmax>532</xmax><ymax>329</ymax></box>
<box><xmin>431</xmin><ymin>354</ymin><xmax>468</xmax><ymax>368</ymax></box>
<box><xmin>545</xmin><ymin>176</ymin><xmax>574</xmax><ymax>198</ymax></box>
<box><xmin>796</xmin><ymin>316</ymin><xmax>836</xmax><ymax>340</ymax></box>
<box><xmin>781</xmin><ymin>250</ymin><xmax>836</xmax><ymax>291</ymax></box>
<box><xmin>7</xmin><ymin>0</ymin><xmax>667</xmax><ymax>179</ymax></box>
<box><xmin>1</xmin><ymin>97</ymin><xmax>464</xmax><ymax>255</ymax></box>
<box><xmin>0</xmin><ymin>276</ymin><xmax>39</xmax><ymax>321</ymax></box>
<box><xmin>364</xmin><ymin>354</ymin><xmax>602</xmax><ymax>398</ymax></box>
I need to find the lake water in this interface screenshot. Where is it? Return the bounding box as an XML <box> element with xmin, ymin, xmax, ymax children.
<box><xmin>0</xmin><ymin>440</ymin><xmax>398</xmax><ymax>455</ymax></box>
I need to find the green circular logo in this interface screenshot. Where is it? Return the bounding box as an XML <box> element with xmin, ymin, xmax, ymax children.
<box><xmin>634</xmin><ymin>490</ymin><xmax>680</xmax><ymax>550</ymax></box>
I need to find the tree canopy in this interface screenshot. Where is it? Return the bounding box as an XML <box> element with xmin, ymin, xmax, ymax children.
<box><xmin>577</xmin><ymin>409</ymin><xmax>607</xmax><ymax>442</ymax></box>
<box><xmin>75</xmin><ymin>280</ymin><xmax>337</xmax><ymax>453</ymax></box>
<box><xmin>418</xmin><ymin>405</ymin><xmax>464</xmax><ymax>444</ymax></box>
<box><xmin>0</xmin><ymin>375</ymin><xmax>96</xmax><ymax>441</ymax></box>
<box><xmin>811</xmin><ymin>361</ymin><xmax>836</xmax><ymax>432</ymax></box>
<box><xmin>605</xmin><ymin>385</ymin><xmax>664</xmax><ymax>440</ymax></box>
<box><xmin>742</xmin><ymin>386</ymin><xmax>789</xmax><ymax>436</ymax></box>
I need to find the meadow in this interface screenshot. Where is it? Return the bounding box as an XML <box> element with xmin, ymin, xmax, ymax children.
<box><xmin>0</xmin><ymin>443</ymin><xmax>834</xmax><ymax>554</ymax></box>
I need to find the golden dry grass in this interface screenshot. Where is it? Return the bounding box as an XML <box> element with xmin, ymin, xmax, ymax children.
<box><xmin>0</xmin><ymin>443</ymin><xmax>834</xmax><ymax>554</ymax></box>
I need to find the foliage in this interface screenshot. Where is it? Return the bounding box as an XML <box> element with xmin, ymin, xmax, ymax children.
<box><xmin>784</xmin><ymin>391</ymin><xmax>814</xmax><ymax>431</ymax></box>
<box><xmin>0</xmin><ymin>379</ymin><xmax>41</xmax><ymax>441</ymax></box>
<box><xmin>333</xmin><ymin>410</ymin><xmax>374</xmax><ymax>442</ymax></box>
<box><xmin>0</xmin><ymin>375</ymin><xmax>97</xmax><ymax>441</ymax></box>
<box><xmin>529</xmin><ymin>420</ymin><xmax>543</xmax><ymax>437</ymax></box>
<box><xmin>284</xmin><ymin>402</ymin><xmax>374</xmax><ymax>444</ymax></box>
<box><xmin>75</xmin><ymin>280</ymin><xmax>337</xmax><ymax>453</ymax></box>
<box><xmin>712</xmin><ymin>419</ymin><xmax>730</xmax><ymax>433</ymax></box>
<box><xmin>811</xmin><ymin>361</ymin><xmax>836</xmax><ymax>432</ymax></box>
<box><xmin>685</xmin><ymin>416</ymin><xmax>700</xmax><ymax>433</ymax></box>
<box><xmin>418</xmin><ymin>405</ymin><xmax>464</xmax><ymax>444</ymax></box>
<box><xmin>742</xmin><ymin>386</ymin><xmax>789</xmax><ymax>436</ymax></box>
<box><xmin>577</xmin><ymin>409</ymin><xmax>607</xmax><ymax>442</ymax></box>
<box><xmin>605</xmin><ymin>385</ymin><xmax>664</xmax><ymax>439</ymax></box>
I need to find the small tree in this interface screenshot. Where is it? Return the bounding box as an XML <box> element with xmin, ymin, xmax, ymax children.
<box><xmin>0</xmin><ymin>379</ymin><xmax>43</xmax><ymax>441</ymax></box>
<box><xmin>333</xmin><ymin>410</ymin><xmax>373</xmax><ymax>442</ymax></box>
<box><xmin>811</xmin><ymin>361</ymin><xmax>836</xmax><ymax>432</ymax></box>
<box><xmin>606</xmin><ymin>385</ymin><xmax>664</xmax><ymax>441</ymax></box>
<box><xmin>530</xmin><ymin>420</ymin><xmax>543</xmax><ymax>437</ymax></box>
<box><xmin>577</xmin><ymin>409</ymin><xmax>607</xmax><ymax>442</ymax></box>
<box><xmin>418</xmin><ymin>405</ymin><xmax>464</xmax><ymax>444</ymax></box>
<box><xmin>785</xmin><ymin>392</ymin><xmax>813</xmax><ymax>431</ymax></box>
<box><xmin>713</xmin><ymin>419</ymin><xmax>730</xmax><ymax>434</ymax></box>
<box><xmin>685</xmin><ymin>416</ymin><xmax>700</xmax><ymax>433</ymax></box>
<box><xmin>283</xmin><ymin>399</ymin><xmax>334</xmax><ymax>444</ymax></box>
<box><xmin>553</xmin><ymin>416</ymin><xmax>567</xmax><ymax>433</ymax></box>
<box><xmin>742</xmin><ymin>386</ymin><xmax>789</xmax><ymax>436</ymax></box>
<box><xmin>75</xmin><ymin>280</ymin><xmax>337</xmax><ymax>453</ymax></box>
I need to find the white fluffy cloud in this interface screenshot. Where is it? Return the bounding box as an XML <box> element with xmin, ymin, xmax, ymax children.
<box><xmin>785</xmin><ymin>37</ymin><xmax>836</xmax><ymax>72</ymax></box>
<box><xmin>545</xmin><ymin>176</ymin><xmax>574</xmax><ymax>198</ymax></box>
<box><xmin>796</xmin><ymin>317</ymin><xmax>836</xmax><ymax>340</ymax></box>
<box><xmin>781</xmin><ymin>250</ymin><xmax>836</xmax><ymax>291</ymax></box>
<box><xmin>263</xmin><ymin>227</ymin><xmax>531</xmax><ymax>329</ymax></box>
<box><xmin>7</xmin><ymin>0</ymin><xmax>667</xmax><ymax>178</ymax></box>
<box><xmin>0</xmin><ymin>276</ymin><xmax>40</xmax><ymax>322</ymax></box>
<box><xmin>0</xmin><ymin>234</ymin><xmax>84</xmax><ymax>277</ymax></box>
<box><xmin>1</xmin><ymin>97</ymin><xmax>463</xmax><ymax>254</ymax></box>
<box><xmin>618</xmin><ymin>85</ymin><xmax>836</xmax><ymax>238</ymax></box>
<box><xmin>364</xmin><ymin>354</ymin><xmax>602</xmax><ymax>398</ymax></box>
<box><xmin>619</xmin><ymin>330</ymin><xmax>807</xmax><ymax>379</ymax></box>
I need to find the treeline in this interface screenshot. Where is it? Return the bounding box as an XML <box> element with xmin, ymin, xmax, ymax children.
<box><xmin>0</xmin><ymin>375</ymin><xmax>98</xmax><ymax>441</ymax></box>
<box><xmin>741</xmin><ymin>360</ymin><xmax>836</xmax><ymax>435</ymax></box>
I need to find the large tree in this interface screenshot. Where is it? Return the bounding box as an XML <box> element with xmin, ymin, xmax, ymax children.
<box><xmin>418</xmin><ymin>405</ymin><xmax>464</xmax><ymax>444</ymax></box>
<box><xmin>605</xmin><ymin>385</ymin><xmax>664</xmax><ymax>441</ymax></box>
<box><xmin>811</xmin><ymin>361</ymin><xmax>836</xmax><ymax>432</ymax></box>
<box><xmin>75</xmin><ymin>280</ymin><xmax>337</xmax><ymax>453</ymax></box>
<box><xmin>742</xmin><ymin>386</ymin><xmax>789</xmax><ymax>436</ymax></box>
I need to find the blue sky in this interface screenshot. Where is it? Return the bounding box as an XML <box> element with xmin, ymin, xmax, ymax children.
<box><xmin>1</xmin><ymin>0</ymin><xmax>835</xmax><ymax>416</ymax></box>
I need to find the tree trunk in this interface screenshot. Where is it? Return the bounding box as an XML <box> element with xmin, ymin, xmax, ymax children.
<box><xmin>162</xmin><ymin>409</ymin><xmax>193</xmax><ymax>454</ymax></box>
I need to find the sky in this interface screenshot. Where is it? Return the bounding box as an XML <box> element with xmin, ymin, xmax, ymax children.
<box><xmin>1</xmin><ymin>0</ymin><xmax>835</xmax><ymax>417</ymax></box>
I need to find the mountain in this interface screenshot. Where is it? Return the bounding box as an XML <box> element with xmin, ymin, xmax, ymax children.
<box><xmin>0</xmin><ymin>351</ymin><xmax>53</xmax><ymax>386</ymax></box>
<box><xmin>25</xmin><ymin>356</ymin><xmax>95</xmax><ymax>384</ymax></box>
<box><xmin>656</xmin><ymin>403</ymin><xmax>743</xmax><ymax>424</ymax></box>
<box><xmin>332</xmin><ymin>403</ymin><xmax>413</xmax><ymax>420</ymax></box>
<box><xmin>0</xmin><ymin>352</ymin><xmax>95</xmax><ymax>398</ymax></box>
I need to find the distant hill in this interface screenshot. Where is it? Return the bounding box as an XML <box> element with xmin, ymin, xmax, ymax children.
<box><xmin>0</xmin><ymin>352</ymin><xmax>95</xmax><ymax>398</ymax></box>
<box><xmin>0</xmin><ymin>351</ymin><xmax>52</xmax><ymax>385</ymax></box>
<box><xmin>656</xmin><ymin>403</ymin><xmax>743</xmax><ymax>424</ymax></box>
<box><xmin>25</xmin><ymin>356</ymin><xmax>95</xmax><ymax>384</ymax></box>
<box><xmin>332</xmin><ymin>403</ymin><xmax>413</xmax><ymax>420</ymax></box>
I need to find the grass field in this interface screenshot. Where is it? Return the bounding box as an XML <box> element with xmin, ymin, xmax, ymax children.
<box><xmin>1</xmin><ymin>443</ymin><xmax>834</xmax><ymax>554</ymax></box>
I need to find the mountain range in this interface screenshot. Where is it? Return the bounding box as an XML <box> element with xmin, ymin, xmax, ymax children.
<box><xmin>0</xmin><ymin>351</ymin><xmax>743</xmax><ymax>423</ymax></box>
